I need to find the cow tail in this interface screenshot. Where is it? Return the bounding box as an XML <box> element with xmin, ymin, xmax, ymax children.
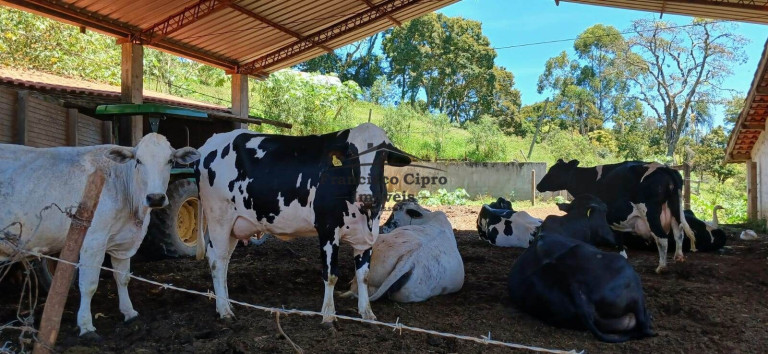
<box><xmin>368</xmin><ymin>251</ymin><xmax>417</xmax><ymax>301</ymax></box>
<box><xmin>195</xmin><ymin>202</ymin><xmax>207</xmax><ymax>261</ymax></box>
<box><xmin>668</xmin><ymin>171</ymin><xmax>695</xmax><ymax>245</ymax></box>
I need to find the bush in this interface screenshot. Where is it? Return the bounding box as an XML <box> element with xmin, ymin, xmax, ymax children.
<box><xmin>417</xmin><ymin>188</ymin><xmax>470</xmax><ymax>206</ymax></box>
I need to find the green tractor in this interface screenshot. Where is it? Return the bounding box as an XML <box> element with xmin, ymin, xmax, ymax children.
<box><xmin>36</xmin><ymin>103</ymin><xmax>288</xmax><ymax>290</ymax></box>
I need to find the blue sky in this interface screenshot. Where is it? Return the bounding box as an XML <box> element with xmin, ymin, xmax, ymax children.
<box><xmin>437</xmin><ymin>0</ymin><xmax>768</xmax><ymax>126</ymax></box>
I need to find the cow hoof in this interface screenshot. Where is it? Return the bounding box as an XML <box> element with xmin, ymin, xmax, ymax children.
<box><xmin>124</xmin><ymin>312</ymin><xmax>139</xmax><ymax>324</ymax></box>
<box><xmin>320</xmin><ymin>320</ymin><xmax>339</xmax><ymax>332</ymax></box>
<box><xmin>655</xmin><ymin>266</ymin><xmax>667</xmax><ymax>274</ymax></box>
<box><xmin>220</xmin><ymin>315</ymin><xmax>236</xmax><ymax>324</ymax></box>
<box><xmin>79</xmin><ymin>331</ymin><xmax>102</xmax><ymax>343</ymax></box>
<box><xmin>360</xmin><ymin>310</ymin><xmax>376</xmax><ymax>321</ymax></box>
<box><xmin>674</xmin><ymin>255</ymin><xmax>686</xmax><ymax>263</ymax></box>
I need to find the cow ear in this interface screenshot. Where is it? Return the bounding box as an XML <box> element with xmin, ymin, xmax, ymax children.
<box><xmin>556</xmin><ymin>158</ymin><xmax>565</xmax><ymax>164</ymax></box>
<box><xmin>568</xmin><ymin>159</ymin><xmax>580</xmax><ymax>167</ymax></box>
<box><xmin>106</xmin><ymin>147</ymin><xmax>135</xmax><ymax>164</ymax></box>
<box><xmin>405</xmin><ymin>208</ymin><xmax>423</xmax><ymax>219</ymax></box>
<box><xmin>556</xmin><ymin>202</ymin><xmax>571</xmax><ymax>212</ymax></box>
<box><xmin>174</xmin><ymin>147</ymin><xmax>201</xmax><ymax>164</ymax></box>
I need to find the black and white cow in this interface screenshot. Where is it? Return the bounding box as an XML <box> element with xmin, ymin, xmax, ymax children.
<box><xmin>508</xmin><ymin>195</ymin><xmax>654</xmax><ymax>343</ymax></box>
<box><xmin>476</xmin><ymin>197</ymin><xmax>542</xmax><ymax>247</ymax></box>
<box><xmin>536</xmin><ymin>159</ymin><xmax>695</xmax><ymax>273</ymax></box>
<box><xmin>0</xmin><ymin>134</ymin><xmax>200</xmax><ymax>338</ymax></box>
<box><xmin>343</xmin><ymin>201</ymin><xmax>464</xmax><ymax>302</ymax></box>
<box><xmin>194</xmin><ymin>123</ymin><xmax>410</xmax><ymax>323</ymax></box>
<box><xmin>622</xmin><ymin>209</ymin><xmax>727</xmax><ymax>253</ymax></box>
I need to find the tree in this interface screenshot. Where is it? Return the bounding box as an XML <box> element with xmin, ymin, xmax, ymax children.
<box><xmin>383</xmin><ymin>13</ymin><xmax>499</xmax><ymax>123</ymax></box>
<box><xmin>723</xmin><ymin>94</ymin><xmax>746</xmax><ymax>129</ymax></box>
<box><xmin>622</xmin><ymin>18</ymin><xmax>748</xmax><ymax>156</ymax></box>
<box><xmin>690</xmin><ymin>126</ymin><xmax>738</xmax><ymax>182</ymax></box>
<box><xmin>489</xmin><ymin>66</ymin><xmax>522</xmax><ymax>132</ymax></box>
<box><xmin>537</xmin><ymin>25</ymin><xmax>631</xmax><ymax>135</ymax></box>
<box><xmin>465</xmin><ymin>115</ymin><xmax>507</xmax><ymax>161</ymax></box>
<box><xmin>296</xmin><ymin>33</ymin><xmax>385</xmax><ymax>88</ymax></box>
<box><xmin>612</xmin><ymin>100</ymin><xmax>666</xmax><ymax>160</ymax></box>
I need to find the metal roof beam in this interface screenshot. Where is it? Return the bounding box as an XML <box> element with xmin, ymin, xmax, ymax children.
<box><xmin>230</xmin><ymin>4</ymin><xmax>334</xmax><ymax>53</ymax></box>
<box><xmin>238</xmin><ymin>0</ymin><xmax>424</xmax><ymax>76</ymax></box>
<box><xmin>359</xmin><ymin>0</ymin><xmax>401</xmax><ymax>26</ymax></box>
<box><xmin>124</xmin><ymin>0</ymin><xmax>232</xmax><ymax>44</ymax></box>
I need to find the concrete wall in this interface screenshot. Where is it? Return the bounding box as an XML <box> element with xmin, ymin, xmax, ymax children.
<box><xmin>384</xmin><ymin>161</ymin><xmax>548</xmax><ymax>200</ymax></box>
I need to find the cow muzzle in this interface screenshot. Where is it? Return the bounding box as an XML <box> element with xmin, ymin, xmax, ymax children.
<box><xmin>145</xmin><ymin>193</ymin><xmax>167</xmax><ymax>208</ymax></box>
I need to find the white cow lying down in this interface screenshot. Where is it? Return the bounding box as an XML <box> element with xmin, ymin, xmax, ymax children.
<box><xmin>0</xmin><ymin>133</ymin><xmax>200</xmax><ymax>338</ymax></box>
<box><xmin>343</xmin><ymin>201</ymin><xmax>464</xmax><ymax>302</ymax></box>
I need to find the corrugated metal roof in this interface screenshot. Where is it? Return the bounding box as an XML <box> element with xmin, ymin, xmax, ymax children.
<box><xmin>0</xmin><ymin>0</ymin><xmax>459</xmax><ymax>76</ymax></box>
<box><xmin>557</xmin><ymin>0</ymin><xmax>768</xmax><ymax>25</ymax></box>
<box><xmin>725</xmin><ymin>39</ymin><xmax>768</xmax><ymax>162</ymax></box>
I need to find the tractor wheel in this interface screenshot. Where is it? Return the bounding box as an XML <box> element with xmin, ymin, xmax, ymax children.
<box><xmin>145</xmin><ymin>179</ymin><xmax>200</xmax><ymax>258</ymax></box>
<box><xmin>33</xmin><ymin>255</ymin><xmax>74</xmax><ymax>293</ymax></box>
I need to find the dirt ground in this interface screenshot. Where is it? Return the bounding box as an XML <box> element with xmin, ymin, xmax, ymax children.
<box><xmin>2</xmin><ymin>205</ymin><xmax>768</xmax><ymax>353</ymax></box>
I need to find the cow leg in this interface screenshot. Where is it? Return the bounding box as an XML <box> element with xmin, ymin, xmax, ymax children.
<box><xmin>319</xmin><ymin>232</ymin><xmax>340</xmax><ymax>323</ymax></box>
<box><xmin>670</xmin><ymin>219</ymin><xmax>686</xmax><ymax>262</ymax></box>
<box><xmin>354</xmin><ymin>248</ymin><xmax>376</xmax><ymax>320</ymax></box>
<box><xmin>206</xmin><ymin>219</ymin><xmax>238</xmax><ymax>319</ymax></box>
<box><xmin>652</xmin><ymin>236</ymin><xmax>668</xmax><ymax>274</ymax></box>
<box><xmin>76</xmin><ymin>244</ymin><xmax>107</xmax><ymax>335</ymax></box>
<box><xmin>110</xmin><ymin>256</ymin><xmax>138</xmax><ymax>322</ymax></box>
<box><xmin>646</xmin><ymin>203</ymin><xmax>673</xmax><ymax>272</ymax></box>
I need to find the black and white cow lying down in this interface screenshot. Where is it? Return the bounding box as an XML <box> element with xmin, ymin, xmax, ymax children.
<box><xmin>342</xmin><ymin>201</ymin><xmax>464</xmax><ymax>302</ymax></box>
<box><xmin>476</xmin><ymin>197</ymin><xmax>542</xmax><ymax>247</ymax></box>
<box><xmin>0</xmin><ymin>134</ymin><xmax>200</xmax><ymax>338</ymax></box>
<box><xmin>537</xmin><ymin>159</ymin><xmax>695</xmax><ymax>273</ymax></box>
<box><xmin>508</xmin><ymin>194</ymin><xmax>654</xmax><ymax>343</ymax></box>
<box><xmin>622</xmin><ymin>209</ymin><xmax>727</xmax><ymax>253</ymax></box>
<box><xmin>546</xmin><ymin>195</ymin><xmax>625</xmax><ymax>256</ymax></box>
<box><xmin>194</xmin><ymin>123</ymin><xmax>411</xmax><ymax>323</ymax></box>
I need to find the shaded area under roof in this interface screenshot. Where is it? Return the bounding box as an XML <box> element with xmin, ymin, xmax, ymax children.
<box><xmin>0</xmin><ymin>0</ymin><xmax>458</xmax><ymax>77</ymax></box>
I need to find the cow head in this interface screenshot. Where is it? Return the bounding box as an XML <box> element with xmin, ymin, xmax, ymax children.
<box><xmin>537</xmin><ymin>159</ymin><xmax>579</xmax><ymax>192</ymax></box>
<box><xmin>488</xmin><ymin>197</ymin><xmax>513</xmax><ymax>211</ymax></box>
<box><xmin>347</xmin><ymin>123</ymin><xmax>412</xmax><ymax>216</ymax></box>
<box><xmin>557</xmin><ymin>194</ymin><xmax>615</xmax><ymax>245</ymax></box>
<box><xmin>106</xmin><ymin>133</ymin><xmax>201</xmax><ymax>208</ymax></box>
<box><xmin>381</xmin><ymin>201</ymin><xmax>431</xmax><ymax>233</ymax></box>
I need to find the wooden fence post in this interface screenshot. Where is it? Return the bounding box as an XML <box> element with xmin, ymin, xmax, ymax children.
<box><xmin>33</xmin><ymin>170</ymin><xmax>106</xmax><ymax>354</ymax></box>
<box><xmin>531</xmin><ymin>169</ymin><xmax>536</xmax><ymax>206</ymax></box>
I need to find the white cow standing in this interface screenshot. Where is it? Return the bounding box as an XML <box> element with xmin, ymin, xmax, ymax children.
<box><xmin>0</xmin><ymin>133</ymin><xmax>200</xmax><ymax>338</ymax></box>
<box><xmin>344</xmin><ymin>201</ymin><xmax>464</xmax><ymax>302</ymax></box>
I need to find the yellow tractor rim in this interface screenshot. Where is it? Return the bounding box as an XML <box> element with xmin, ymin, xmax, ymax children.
<box><xmin>176</xmin><ymin>197</ymin><xmax>199</xmax><ymax>247</ymax></box>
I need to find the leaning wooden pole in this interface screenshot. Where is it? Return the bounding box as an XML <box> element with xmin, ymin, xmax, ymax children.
<box><xmin>531</xmin><ymin>169</ymin><xmax>536</xmax><ymax>207</ymax></box>
<box><xmin>683</xmin><ymin>162</ymin><xmax>691</xmax><ymax>211</ymax></box>
<box><xmin>33</xmin><ymin>170</ymin><xmax>106</xmax><ymax>354</ymax></box>
<box><xmin>527</xmin><ymin>98</ymin><xmax>549</xmax><ymax>160</ymax></box>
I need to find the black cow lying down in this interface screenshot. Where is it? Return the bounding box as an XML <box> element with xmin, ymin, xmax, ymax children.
<box><xmin>508</xmin><ymin>194</ymin><xmax>654</xmax><ymax>343</ymax></box>
<box><xmin>623</xmin><ymin>209</ymin><xmax>727</xmax><ymax>253</ymax></box>
<box><xmin>476</xmin><ymin>197</ymin><xmax>542</xmax><ymax>248</ymax></box>
<box><xmin>546</xmin><ymin>195</ymin><xmax>626</xmax><ymax>255</ymax></box>
<box><xmin>537</xmin><ymin>159</ymin><xmax>695</xmax><ymax>273</ymax></box>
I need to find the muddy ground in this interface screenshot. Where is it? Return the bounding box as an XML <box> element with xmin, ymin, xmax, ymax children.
<box><xmin>2</xmin><ymin>205</ymin><xmax>768</xmax><ymax>353</ymax></box>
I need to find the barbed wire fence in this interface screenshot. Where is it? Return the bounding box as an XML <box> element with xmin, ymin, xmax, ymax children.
<box><xmin>0</xmin><ymin>206</ymin><xmax>584</xmax><ymax>354</ymax></box>
<box><xmin>0</xmin><ymin>222</ymin><xmax>41</xmax><ymax>353</ymax></box>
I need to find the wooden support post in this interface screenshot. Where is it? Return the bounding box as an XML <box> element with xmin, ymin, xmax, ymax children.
<box><xmin>33</xmin><ymin>170</ymin><xmax>106</xmax><ymax>354</ymax></box>
<box><xmin>747</xmin><ymin>160</ymin><xmax>758</xmax><ymax>220</ymax></box>
<box><xmin>120</xmin><ymin>43</ymin><xmax>143</xmax><ymax>146</ymax></box>
<box><xmin>15</xmin><ymin>90</ymin><xmax>28</xmax><ymax>145</ymax></box>
<box><xmin>531</xmin><ymin>169</ymin><xmax>536</xmax><ymax>206</ymax></box>
<box><xmin>231</xmin><ymin>73</ymin><xmax>249</xmax><ymax>130</ymax></box>
<box><xmin>368</xmin><ymin>109</ymin><xmax>372</xmax><ymax>123</ymax></box>
<box><xmin>102</xmin><ymin>121</ymin><xmax>113</xmax><ymax>144</ymax></box>
<box><xmin>683</xmin><ymin>162</ymin><xmax>691</xmax><ymax>210</ymax></box>
<box><xmin>66</xmin><ymin>108</ymin><xmax>79</xmax><ymax>146</ymax></box>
